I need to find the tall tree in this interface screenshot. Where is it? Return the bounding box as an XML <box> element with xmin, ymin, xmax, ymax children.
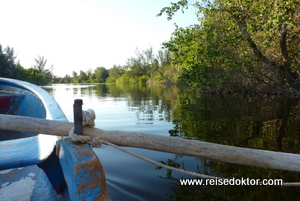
<box><xmin>93</xmin><ymin>67</ymin><xmax>109</xmax><ymax>83</ymax></box>
<box><xmin>27</xmin><ymin>55</ymin><xmax>54</xmax><ymax>84</ymax></box>
<box><xmin>0</xmin><ymin>45</ymin><xmax>18</xmax><ymax>78</ymax></box>
<box><xmin>77</xmin><ymin>70</ymin><xmax>88</xmax><ymax>83</ymax></box>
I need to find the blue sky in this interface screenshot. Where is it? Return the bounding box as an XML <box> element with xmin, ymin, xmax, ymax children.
<box><xmin>1</xmin><ymin>0</ymin><xmax>199</xmax><ymax>77</ymax></box>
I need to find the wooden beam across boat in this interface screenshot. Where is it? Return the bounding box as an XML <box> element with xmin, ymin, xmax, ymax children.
<box><xmin>1</xmin><ymin>114</ymin><xmax>300</xmax><ymax>173</ymax></box>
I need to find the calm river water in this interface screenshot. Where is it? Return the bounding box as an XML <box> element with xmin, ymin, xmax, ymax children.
<box><xmin>43</xmin><ymin>83</ymin><xmax>300</xmax><ymax>201</ymax></box>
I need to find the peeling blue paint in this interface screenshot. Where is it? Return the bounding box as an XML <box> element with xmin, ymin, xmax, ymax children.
<box><xmin>81</xmin><ymin>186</ymin><xmax>101</xmax><ymax>201</ymax></box>
<box><xmin>59</xmin><ymin>138</ymin><xmax>111</xmax><ymax>200</ymax></box>
<box><xmin>0</xmin><ymin>165</ymin><xmax>57</xmax><ymax>201</ymax></box>
<box><xmin>0</xmin><ymin>78</ymin><xmax>110</xmax><ymax>200</ymax></box>
<box><xmin>0</xmin><ymin>137</ymin><xmax>40</xmax><ymax>169</ymax></box>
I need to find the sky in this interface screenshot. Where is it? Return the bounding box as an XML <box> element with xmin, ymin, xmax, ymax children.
<box><xmin>1</xmin><ymin>0</ymin><xmax>199</xmax><ymax>77</ymax></box>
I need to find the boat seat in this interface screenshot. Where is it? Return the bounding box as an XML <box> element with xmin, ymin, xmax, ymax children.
<box><xmin>0</xmin><ymin>165</ymin><xmax>59</xmax><ymax>201</ymax></box>
<box><xmin>0</xmin><ymin>93</ymin><xmax>24</xmax><ymax>114</ymax></box>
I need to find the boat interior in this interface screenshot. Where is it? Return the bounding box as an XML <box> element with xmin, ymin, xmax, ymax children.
<box><xmin>0</xmin><ymin>90</ymin><xmax>43</xmax><ymax>141</ymax></box>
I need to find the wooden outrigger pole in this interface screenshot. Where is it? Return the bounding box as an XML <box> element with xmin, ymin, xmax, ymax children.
<box><xmin>1</xmin><ymin>114</ymin><xmax>300</xmax><ymax>172</ymax></box>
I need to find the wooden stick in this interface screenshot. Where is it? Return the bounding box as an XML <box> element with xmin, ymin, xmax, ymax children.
<box><xmin>73</xmin><ymin>99</ymin><xmax>83</xmax><ymax>135</ymax></box>
<box><xmin>1</xmin><ymin>114</ymin><xmax>300</xmax><ymax>172</ymax></box>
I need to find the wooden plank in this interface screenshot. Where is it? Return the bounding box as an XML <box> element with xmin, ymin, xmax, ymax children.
<box><xmin>1</xmin><ymin>114</ymin><xmax>300</xmax><ymax>172</ymax></box>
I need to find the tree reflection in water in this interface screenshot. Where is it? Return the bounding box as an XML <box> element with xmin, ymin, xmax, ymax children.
<box><xmin>44</xmin><ymin>83</ymin><xmax>300</xmax><ymax>201</ymax></box>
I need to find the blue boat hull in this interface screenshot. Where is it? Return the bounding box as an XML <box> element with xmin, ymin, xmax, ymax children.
<box><xmin>0</xmin><ymin>78</ymin><xmax>110</xmax><ymax>200</ymax></box>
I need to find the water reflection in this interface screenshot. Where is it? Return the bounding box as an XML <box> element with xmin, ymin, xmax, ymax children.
<box><xmin>171</xmin><ymin>93</ymin><xmax>300</xmax><ymax>153</ymax></box>
<box><xmin>43</xmin><ymin>83</ymin><xmax>300</xmax><ymax>200</ymax></box>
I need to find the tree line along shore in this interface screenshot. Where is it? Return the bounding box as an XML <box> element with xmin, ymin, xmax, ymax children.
<box><xmin>1</xmin><ymin>0</ymin><xmax>300</xmax><ymax>95</ymax></box>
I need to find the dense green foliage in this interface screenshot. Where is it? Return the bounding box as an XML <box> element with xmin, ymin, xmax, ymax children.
<box><xmin>0</xmin><ymin>42</ymin><xmax>177</xmax><ymax>85</ymax></box>
<box><xmin>158</xmin><ymin>0</ymin><xmax>300</xmax><ymax>93</ymax></box>
<box><xmin>58</xmin><ymin>47</ymin><xmax>178</xmax><ymax>85</ymax></box>
<box><xmin>25</xmin><ymin>56</ymin><xmax>54</xmax><ymax>84</ymax></box>
<box><xmin>59</xmin><ymin>67</ymin><xmax>109</xmax><ymax>83</ymax></box>
<box><xmin>113</xmin><ymin>47</ymin><xmax>177</xmax><ymax>84</ymax></box>
<box><xmin>0</xmin><ymin>45</ymin><xmax>53</xmax><ymax>84</ymax></box>
<box><xmin>0</xmin><ymin>46</ymin><xmax>110</xmax><ymax>84</ymax></box>
<box><xmin>0</xmin><ymin>45</ymin><xmax>25</xmax><ymax>80</ymax></box>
